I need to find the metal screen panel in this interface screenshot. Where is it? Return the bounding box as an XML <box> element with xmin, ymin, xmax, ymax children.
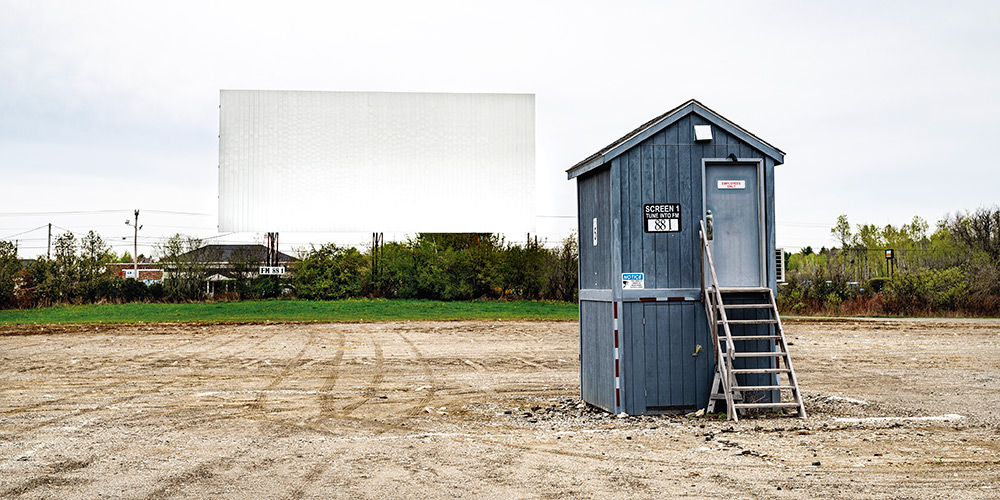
<box><xmin>219</xmin><ymin>90</ymin><xmax>535</xmax><ymax>233</ymax></box>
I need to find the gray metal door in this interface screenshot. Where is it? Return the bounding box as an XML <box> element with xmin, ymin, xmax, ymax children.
<box><xmin>704</xmin><ymin>162</ymin><xmax>764</xmax><ymax>287</ymax></box>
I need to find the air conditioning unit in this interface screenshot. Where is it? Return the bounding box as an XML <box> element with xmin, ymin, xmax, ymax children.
<box><xmin>775</xmin><ymin>248</ymin><xmax>786</xmax><ymax>283</ymax></box>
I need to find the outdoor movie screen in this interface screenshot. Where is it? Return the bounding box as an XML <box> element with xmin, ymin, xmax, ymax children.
<box><xmin>218</xmin><ymin>90</ymin><xmax>535</xmax><ymax>234</ymax></box>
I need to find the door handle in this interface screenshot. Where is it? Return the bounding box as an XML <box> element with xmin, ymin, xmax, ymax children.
<box><xmin>705</xmin><ymin>210</ymin><xmax>714</xmax><ymax>241</ymax></box>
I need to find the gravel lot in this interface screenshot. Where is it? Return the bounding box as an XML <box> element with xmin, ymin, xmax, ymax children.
<box><xmin>1</xmin><ymin>317</ymin><xmax>998</xmax><ymax>499</ymax></box>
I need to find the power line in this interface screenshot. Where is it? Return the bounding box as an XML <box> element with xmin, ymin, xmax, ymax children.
<box><xmin>0</xmin><ymin>224</ymin><xmax>49</xmax><ymax>240</ymax></box>
<box><xmin>0</xmin><ymin>209</ymin><xmax>212</xmax><ymax>217</ymax></box>
<box><xmin>11</xmin><ymin>223</ymin><xmax>216</xmax><ymax>231</ymax></box>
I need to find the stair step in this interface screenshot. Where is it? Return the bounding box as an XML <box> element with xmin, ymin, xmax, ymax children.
<box><xmin>734</xmin><ymin>385</ymin><xmax>796</xmax><ymax>391</ymax></box>
<box><xmin>733</xmin><ymin>402</ymin><xmax>802</xmax><ymax>409</ymax></box>
<box><xmin>731</xmin><ymin>368</ymin><xmax>791</xmax><ymax>374</ymax></box>
<box><xmin>710</xmin><ymin>393</ymin><xmax>744</xmax><ymax>401</ymax></box>
<box><xmin>721</xmin><ymin>304</ymin><xmax>771</xmax><ymax>309</ymax></box>
<box><xmin>717</xmin><ymin>287</ymin><xmax>771</xmax><ymax>294</ymax></box>
<box><xmin>732</xmin><ymin>351</ymin><xmax>787</xmax><ymax>358</ymax></box>
<box><xmin>725</xmin><ymin>335</ymin><xmax>783</xmax><ymax>340</ymax></box>
<box><xmin>718</xmin><ymin>319</ymin><xmax>778</xmax><ymax>325</ymax></box>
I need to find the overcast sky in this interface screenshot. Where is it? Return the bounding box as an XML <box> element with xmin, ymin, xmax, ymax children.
<box><xmin>2</xmin><ymin>1</ymin><xmax>998</xmax><ymax>258</ymax></box>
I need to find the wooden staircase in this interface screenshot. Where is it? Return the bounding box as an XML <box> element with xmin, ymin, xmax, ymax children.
<box><xmin>699</xmin><ymin>222</ymin><xmax>806</xmax><ymax>421</ymax></box>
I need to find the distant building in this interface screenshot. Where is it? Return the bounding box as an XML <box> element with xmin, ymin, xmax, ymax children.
<box><xmin>169</xmin><ymin>244</ymin><xmax>298</xmax><ymax>296</ymax></box>
<box><xmin>173</xmin><ymin>244</ymin><xmax>297</xmax><ymax>273</ymax></box>
<box><xmin>106</xmin><ymin>262</ymin><xmax>164</xmax><ymax>284</ymax></box>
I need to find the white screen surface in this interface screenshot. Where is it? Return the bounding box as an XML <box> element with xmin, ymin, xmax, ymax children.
<box><xmin>219</xmin><ymin>90</ymin><xmax>535</xmax><ymax>234</ymax></box>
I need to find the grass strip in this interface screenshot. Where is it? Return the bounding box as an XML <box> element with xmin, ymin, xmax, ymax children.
<box><xmin>0</xmin><ymin>299</ymin><xmax>579</xmax><ymax>325</ymax></box>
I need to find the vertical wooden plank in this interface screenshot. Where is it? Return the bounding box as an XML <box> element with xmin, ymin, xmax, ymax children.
<box><xmin>629</xmin><ymin>149</ymin><xmax>643</xmax><ymax>276</ymax></box>
<box><xmin>713</xmin><ymin>126</ymin><xmax>728</xmax><ymax>158</ymax></box>
<box><xmin>643</xmin><ymin>302</ymin><xmax>658</xmax><ymax>408</ymax></box>
<box><xmin>677</xmin><ymin>115</ymin><xmax>693</xmax><ymax>289</ymax></box>
<box><xmin>599</xmin><ymin>168</ymin><xmax>612</xmax><ymax>290</ymax></box>
<box><xmin>628</xmin><ymin>302</ymin><xmax>655</xmax><ymax>414</ymax></box>
<box><xmin>679</xmin><ymin>301</ymin><xmax>691</xmax><ymax>408</ymax></box>
<box><xmin>665</xmin><ymin>145</ymin><xmax>680</xmax><ymax>288</ymax></box>
<box><xmin>592</xmin><ymin>303</ymin><xmax>600</xmax><ymax>407</ymax></box>
<box><xmin>656</xmin><ymin>302</ymin><xmax>671</xmax><ymax>405</ymax></box>
<box><xmin>591</xmin><ymin>303</ymin><xmax>600</xmax><ymax>407</ymax></box>
<box><xmin>618</xmin><ymin>157</ymin><xmax>630</xmax><ymax>277</ymax></box>
<box><xmin>641</xmin><ymin>144</ymin><xmax>655</xmax><ymax>287</ymax></box>
<box><xmin>654</xmin><ymin>145</ymin><xmax>668</xmax><ymax>290</ymax></box>
<box><xmin>600</xmin><ymin>302</ymin><xmax>612</xmax><ymax>410</ymax></box>
<box><xmin>578</xmin><ymin>175</ymin><xmax>591</xmax><ymax>288</ymax></box>
<box><xmin>651</xmin><ymin>128</ymin><xmax>666</xmax><ymax>145</ymax></box>
<box><xmin>581</xmin><ymin>302</ymin><xmax>592</xmax><ymax>405</ymax></box>
<box><xmin>677</xmin><ymin>121</ymin><xmax>691</xmax><ymax>289</ymax></box>
<box><xmin>668</xmin><ymin>303</ymin><xmax>684</xmax><ymax>408</ymax></box>
<box><xmin>610</xmin><ymin>159</ymin><xmax>623</xmax><ymax>302</ymax></box>
<box><xmin>677</xmin><ymin>146</ymin><xmax>702</xmax><ymax>288</ymax></box>
<box><xmin>692</xmin><ymin>302</ymin><xmax>711</xmax><ymax>408</ymax></box>
<box><xmin>627</xmin><ymin>302</ymin><xmax>646</xmax><ymax>414</ymax></box>
<box><xmin>588</xmin><ymin>303</ymin><xmax>595</xmax><ymax>406</ymax></box>
<box><xmin>665</xmin><ymin>114</ymin><xmax>679</xmax><ymax>145</ymax></box>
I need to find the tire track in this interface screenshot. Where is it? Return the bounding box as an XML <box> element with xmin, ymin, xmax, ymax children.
<box><xmin>0</xmin><ymin>456</ymin><xmax>95</xmax><ymax>497</ymax></box>
<box><xmin>316</xmin><ymin>330</ymin><xmax>347</xmax><ymax>417</ymax></box>
<box><xmin>393</xmin><ymin>332</ymin><xmax>437</xmax><ymax>419</ymax></box>
<box><xmin>280</xmin><ymin>463</ymin><xmax>328</xmax><ymax>500</ymax></box>
<box><xmin>0</xmin><ymin>336</ymin><xmax>94</xmax><ymax>356</ymax></box>
<box><xmin>300</xmin><ymin>330</ymin><xmax>439</xmax><ymax>437</ymax></box>
<box><xmin>513</xmin><ymin>356</ymin><xmax>550</xmax><ymax>371</ymax></box>
<box><xmin>247</xmin><ymin>332</ymin><xmax>317</xmax><ymax>412</ymax></box>
<box><xmin>117</xmin><ymin>330</ymin><xmax>292</xmax><ymax>433</ymax></box>
<box><xmin>1</xmin><ymin>328</ymin><xmax>278</xmax><ymax>435</ymax></box>
<box><xmin>338</xmin><ymin>339</ymin><xmax>384</xmax><ymax>416</ymax></box>
<box><xmin>0</xmin><ymin>331</ymin><xmax>237</xmax><ymax>421</ymax></box>
<box><xmin>0</xmin><ymin>379</ymin><xmax>130</xmax><ymax>417</ymax></box>
<box><xmin>141</xmin><ymin>449</ymin><xmax>249</xmax><ymax>500</ymax></box>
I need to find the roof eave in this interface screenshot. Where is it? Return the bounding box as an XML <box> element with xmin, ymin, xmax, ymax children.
<box><xmin>567</xmin><ymin>100</ymin><xmax>784</xmax><ymax>180</ymax></box>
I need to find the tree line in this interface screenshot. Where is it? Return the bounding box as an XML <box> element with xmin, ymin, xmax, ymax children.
<box><xmin>5</xmin><ymin>207</ymin><xmax>998</xmax><ymax>316</ymax></box>
<box><xmin>0</xmin><ymin>232</ymin><xmax>579</xmax><ymax>308</ymax></box>
<box><xmin>778</xmin><ymin>207</ymin><xmax>1000</xmax><ymax>316</ymax></box>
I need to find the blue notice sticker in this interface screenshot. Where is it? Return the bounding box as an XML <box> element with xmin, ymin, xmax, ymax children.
<box><xmin>622</xmin><ymin>273</ymin><xmax>644</xmax><ymax>289</ymax></box>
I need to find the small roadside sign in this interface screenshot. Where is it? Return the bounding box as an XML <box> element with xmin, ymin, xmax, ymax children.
<box><xmin>259</xmin><ymin>266</ymin><xmax>286</xmax><ymax>275</ymax></box>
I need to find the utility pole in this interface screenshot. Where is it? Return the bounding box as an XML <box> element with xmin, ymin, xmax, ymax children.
<box><xmin>47</xmin><ymin>223</ymin><xmax>51</xmax><ymax>259</ymax></box>
<box><xmin>133</xmin><ymin>210</ymin><xmax>140</xmax><ymax>278</ymax></box>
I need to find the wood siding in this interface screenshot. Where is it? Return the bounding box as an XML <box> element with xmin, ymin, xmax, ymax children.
<box><xmin>579</xmin><ymin>300</ymin><xmax>615</xmax><ymax>412</ymax></box>
<box><xmin>577</xmin><ymin>168</ymin><xmax>612</xmax><ymax>291</ymax></box>
<box><xmin>618</xmin><ymin>114</ymin><xmax>766</xmax><ymax>291</ymax></box>
<box><xmin>619</xmin><ymin>301</ymin><xmax>713</xmax><ymax>414</ymax></box>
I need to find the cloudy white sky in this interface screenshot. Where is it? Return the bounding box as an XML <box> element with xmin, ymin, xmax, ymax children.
<box><xmin>2</xmin><ymin>1</ymin><xmax>998</xmax><ymax>258</ymax></box>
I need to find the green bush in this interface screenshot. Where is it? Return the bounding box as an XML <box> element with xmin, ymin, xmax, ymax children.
<box><xmin>292</xmin><ymin>244</ymin><xmax>368</xmax><ymax>300</ymax></box>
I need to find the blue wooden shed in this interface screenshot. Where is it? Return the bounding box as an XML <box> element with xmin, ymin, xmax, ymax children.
<box><xmin>568</xmin><ymin>99</ymin><xmax>805</xmax><ymax>418</ymax></box>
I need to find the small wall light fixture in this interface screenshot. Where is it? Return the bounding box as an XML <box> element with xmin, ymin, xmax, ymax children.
<box><xmin>694</xmin><ymin>125</ymin><xmax>712</xmax><ymax>142</ymax></box>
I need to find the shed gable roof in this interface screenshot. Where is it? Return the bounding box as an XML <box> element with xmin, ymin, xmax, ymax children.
<box><xmin>567</xmin><ymin>99</ymin><xmax>784</xmax><ymax>179</ymax></box>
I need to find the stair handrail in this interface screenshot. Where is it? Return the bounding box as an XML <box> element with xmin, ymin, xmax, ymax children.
<box><xmin>700</xmin><ymin>220</ymin><xmax>737</xmax><ymax>417</ymax></box>
<box><xmin>765</xmin><ymin>288</ymin><xmax>807</xmax><ymax>418</ymax></box>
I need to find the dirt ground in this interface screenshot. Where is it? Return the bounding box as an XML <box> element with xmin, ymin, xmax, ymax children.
<box><xmin>1</xmin><ymin>317</ymin><xmax>998</xmax><ymax>499</ymax></box>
